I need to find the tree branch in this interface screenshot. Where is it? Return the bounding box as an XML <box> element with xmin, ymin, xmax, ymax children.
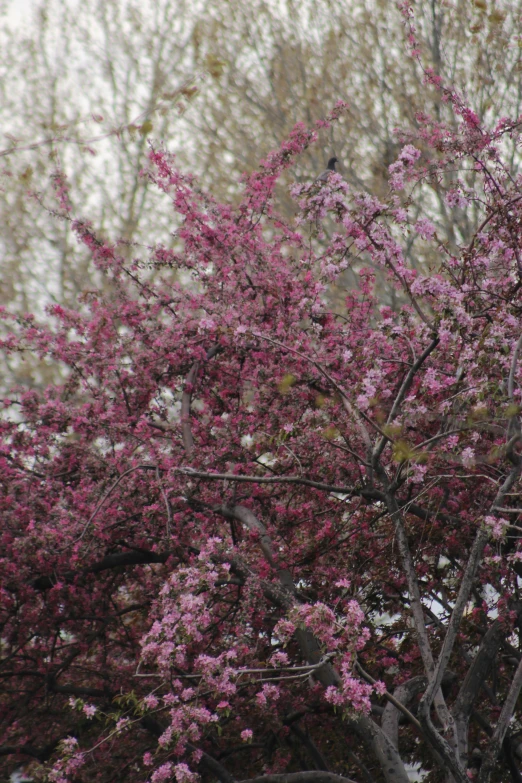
<box><xmin>238</xmin><ymin>773</ymin><xmax>357</xmax><ymax>783</ymax></box>
<box><xmin>30</xmin><ymin>548</ymin><xmax>174</xmax><ymax>590</ymax></box>
<box><xmin>177</xmin><ymin>468</ymin><xmax>355</xmax><ymax>495</ymax></box>
<box><xmin>181</xmin><ymin>345</ymin><xmax>220</xmax><ymax>457</ymax></box>
<box><xmin>289</xmin><ymin>724</ymin><xmax>330</xmax><ymax>771</ymax></box>
<box><xmin>356</xmin><ymin>664</ymin><xmax>422</xmax><ymax>738</ymax></box>
<box><xmin>420</xmin><ymin>463</ymin><xmax>522</xmax><ymax>712</ymax></box>
<box><xmin>352</xmin><ymin>715</ymin><xmax>411</xmax><ymax>783</ymax></box>
<box><xmin>452</xmin><ymin>618</ymin><xmax>505</xmax><ymax>768</ymax></box>
<box><xmin>478</xmin><ymin>656</ymin><xmax>522</xmax><ymax>782</ymax></box>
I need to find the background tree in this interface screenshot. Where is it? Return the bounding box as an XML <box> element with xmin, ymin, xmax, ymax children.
<box><xmin>1</xmin><ymin>0</ymin><xmax>521</xmax><ymax>328</ymax></box>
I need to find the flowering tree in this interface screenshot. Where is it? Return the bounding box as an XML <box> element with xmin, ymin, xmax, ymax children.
<box><xmin>3</xmin><ymin>15</ymin><xmax>522</xmax><ymax>783</ymax></box>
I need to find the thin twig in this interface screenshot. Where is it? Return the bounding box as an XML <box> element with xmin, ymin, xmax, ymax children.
<box><xmin>74</xmin><ymin>466</ymin><xmax>155</xmax><ymax>544</ymax></box>
<box><xmin>355</xmin><ymin>661</ymin><xmax>422</xmax><ymax>733</ymax></box>
<box><xmin>176</xmin><ymin>467</ymin><xmax>354</xmax><ymax>495</ymax></box>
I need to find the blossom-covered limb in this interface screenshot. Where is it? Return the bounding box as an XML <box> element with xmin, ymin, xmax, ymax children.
<box><xmin>217</xmin><ymin>503</ymin><xmax>342</xmax><ymax>688</ymax></box>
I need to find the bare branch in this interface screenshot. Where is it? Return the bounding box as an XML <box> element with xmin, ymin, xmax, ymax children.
<box><xmin>0</xmin><ymin>74</ymin><xmax>202</xmax><ymax>160</ymax></box>
<box><xmin>380</xmin><ymin>481</ymin><xmax>454</xmax><ymax>737</ymax></box>
<box><xmin>177</xmin><ymin>468</ymin><xmax>354</xmax><ymax>495</ymax></box>
<box><xmin>452</xmin><ymin>619</ymin><xmax>505</xmax><ymax>769</ymax></box>
<box><xmin>478</xmin><ymin>656</ymin><xmax>522</xmax><ymax>782</ymax></box>
<box><xmin>181</xmin><ymin>345</ymin><xmax>220</xmax><ymax>457</ymax></box>
<box><xmin>239</xmin><ymin>773</ymin><xmax>357</xmax><ymax>783</ymax></box>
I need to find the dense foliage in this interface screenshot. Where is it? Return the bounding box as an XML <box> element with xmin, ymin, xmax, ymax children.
<box><xmin>3</xmin><ymin>10</ymin><xmax>522</xmax><ymax>783</ymax></box>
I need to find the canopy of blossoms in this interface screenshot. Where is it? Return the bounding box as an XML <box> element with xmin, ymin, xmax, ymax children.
<box><xmin>3</xmin><ymin>9</ymin><xmax>522</xmax><ymax>783</ymax></box>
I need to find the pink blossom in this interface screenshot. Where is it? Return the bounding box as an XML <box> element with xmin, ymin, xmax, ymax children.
<box><xmin>461</xmin><ymin>447</ymin><xmax>475</xmax><ymax>468</ymax></box>
<box><xmin>151</xmin><ymin>762</ymin><xmax>173</xmax><ymax>783</ymax></box>
<box><xmin>173</xmin><ymin>763</ymin><xmax>199</xmax><ymax>783</ymax></box>
<box><xmin>484</xmin><ymin>516</ymin><xmax>508</xmax><ymax>540</ymax></box>
<box><xmin>373</xmin><ymin>681</ymin><xmax>387</xmax><ymax>696</ymax></box>
<box><xmin>415</xmin><ymin>217</ymin><xmax>436</xmax><ymax>241</ymax></box>
<box><xmin>399</xmin><ymin>144</ymin><xmax>421</xmax><ymax>164</ymax></box>
<box><xmin>446</xmin><ymin>189</ymin><xmax>469</xmax><ymax>208</ymax></box>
